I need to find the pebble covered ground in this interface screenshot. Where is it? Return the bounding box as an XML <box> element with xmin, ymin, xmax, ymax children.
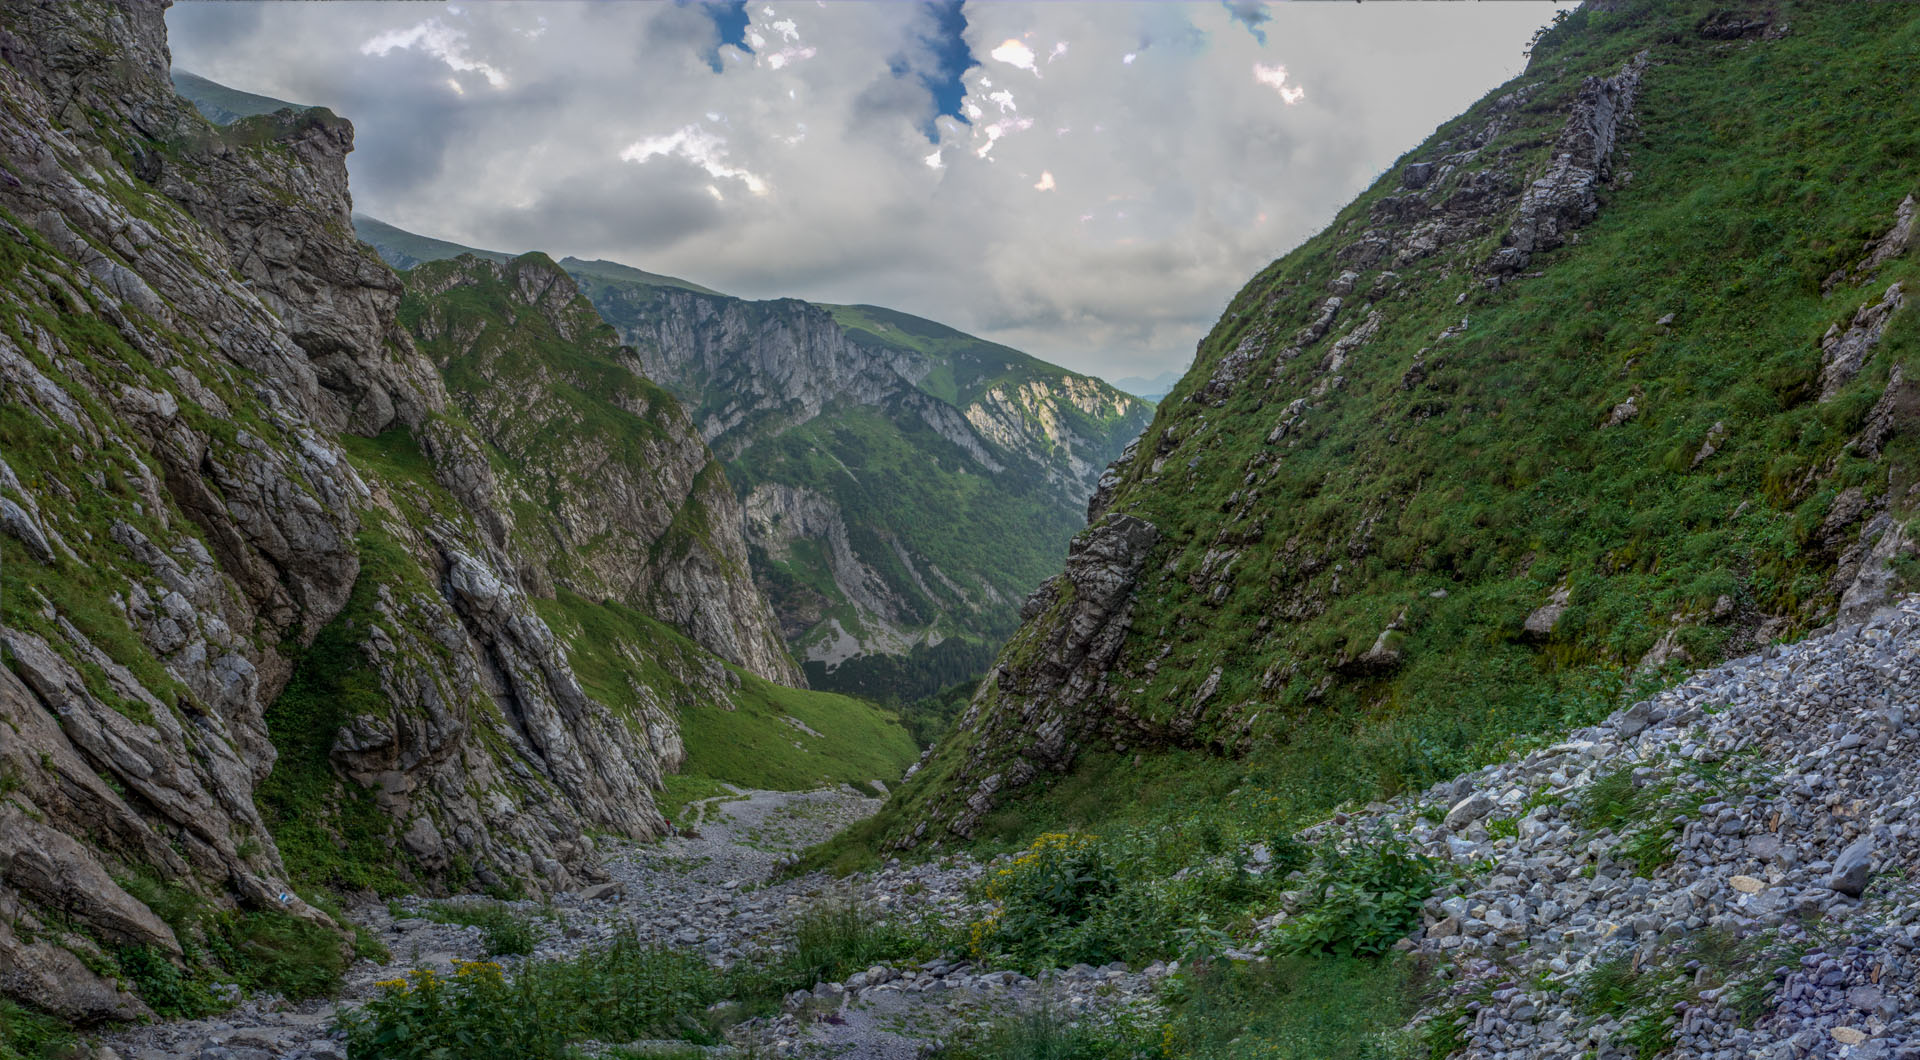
<box><xmin>100</xmin><ymin>786</ymin><xmax>1160</xmax><ymax>1060</ymax></box>
<box><xmin>97</xmin><ymin>600</ymin><xmax>1920</xmax><ymax>1058</ymax></box>
<box><xmin>1281</xmin><ymin>600</ymin><xmax>1920</xmax><ymax>1060</ymax></box>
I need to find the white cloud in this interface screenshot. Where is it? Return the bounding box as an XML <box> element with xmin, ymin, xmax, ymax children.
<box><xmin>989</xmin><ymin>38</ymin><xmax>1037</xmax><ymax>75</ymax></box>
<box><xmin>171</xmin><ymin>1</ymin><xmax>1573</xmax><ymax>379</ymax></box>
<box><xmin>975</xmin><ymin>116</ymin><xmax>1033</xmax><ymax>159</ymax></box>
<box><xmin>620</xmin><ymin>126</ymin><xmax>770</xmax><ymax>197</ymax></box>
<box><xmin>1252</xmin><ymin>62</ymin><xmax>1305</xmax><ymax>104</ymax></box>
<box><xmin>361</xmin><ymin>16</ymin><xmax>507</xmax><ymax>88</ymax></box>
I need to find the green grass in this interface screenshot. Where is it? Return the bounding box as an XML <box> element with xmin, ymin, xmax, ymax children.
<box><xmin>112</xmin><ymin>872</ymin><xmax>349</xmax><ymax>1016</ymax></box>
<box><xmin>1158</xmin><ymin>956</ymin><xmax>1430</xmax><ymax>1060</ymax></box>
<box><xmin>254</xmin><ymin>529</ymin><xmax>423</xmax><ymax>895</ymax></box>
<box><xmin>0</xmin><ymin>999</ymin><xmax>74</xmax><ymax>1060</ymax></box>
<box><xmin>1570</xmin><ymin>753</ymin><xmax>1772</xmax><ymax>876</ymax></box>
<box><xmin>686</xmin><ymin>668</ymin><xmax>918</xmax><ymax>793</ymax></box>
<box><xmin>534</xmin><ymin>589</ymin><xmax>919</xmax><ymax>825</ymax></box>
<box><xmin>931</xmin><ymin>1003</ymin><xmax>1137</xmax><ymax>1060</ymax></box>
<box><xmin>420</xmin><ymin>900</ymin><xmax>542</xmax><ymax>957</ymax></box>
<box><xmin>875</xmin><ymin>0</ymin><xmax>1920</xmax><ymax>855</ymax></box>
<box><xmin>343</xmin><ymin>903</ymin><xmax>925</xmax><ymax>1059</ymax></box>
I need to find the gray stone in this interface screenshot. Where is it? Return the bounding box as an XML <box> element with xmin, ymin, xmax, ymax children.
<box><xmin>1445</xmin><ymin>792</ymin><xmax>1496</xmax><ymax>830</ymax></box>
<box><xmin>1828</xmin><ymin>835</ymin><xmax>1876</xmax><ymax>898</ymax></box>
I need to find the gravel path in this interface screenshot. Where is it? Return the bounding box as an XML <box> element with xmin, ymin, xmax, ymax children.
<box><xmin>99</xmin><ymin>785</ymin><xmax>1158</xmax><ymax>1060</ymax></box>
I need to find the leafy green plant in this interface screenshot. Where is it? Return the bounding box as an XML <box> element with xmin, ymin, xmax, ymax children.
<box><xmin>422</xmin><ymin>899</ymin><xmax>541</xmax><ymax>958</ymax></box>
<box><xmin>114</xmin><ymin>944</ymin><xmax>218</xmax><ymax>1020</ymax></box>
<box><xmin>931</xmin><ymin>1002</ymin><xmax>1136</xmax><ymax>1060</ymax></box>
<box><xmin>1270</xmin><ymin>834</ymin><xmax>1443</xmax><ymax>959</ymax></box>
<box><xmin>0</xmin><ymin>999</ymin><xmax>75</xmax><ymax>1060</ymax></box>
<box><xmin>1159</xmin><ymin>955</ymin><xmax>1429</xmax><ymax>1060</ymax></box>
<box><xmin>110</xmin><ymin>873</ymin><xmax>349</xmax><ymax>1009</ymax></box>
<box><xmin>343</xmin><ymin>946</ymin><xmax>723</xmax><ymax>1060</ymax></box>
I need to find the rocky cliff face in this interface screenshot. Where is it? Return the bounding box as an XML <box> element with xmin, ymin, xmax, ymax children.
<box><xmin>887</xmin><ymin>0</ymin><xmax>1920</xmax><ymax>847</ymax></box>
<box><xmin>399</xmin><ymin>254</ymin><xmax>801</xmax><ymax>687</ymax></box>
<box><xmin>0</xmin><ymin>0</ymin><xmax>769</xmax><ymax>1023</ymax></box>
<box><xmin>568</xmin><ymin>272</ymin><xmax>1152</xmax><ymax>698</ymax></box>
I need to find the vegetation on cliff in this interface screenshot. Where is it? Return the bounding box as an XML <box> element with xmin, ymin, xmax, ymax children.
<box><xmin>878</xmin><ymin>0</ymin><xmax>1920</xmax><ymax>858</ymax></box>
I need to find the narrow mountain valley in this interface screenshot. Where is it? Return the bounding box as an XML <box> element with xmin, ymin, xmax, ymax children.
<box><xmin>5</xmin><ymin>1</ymin><xmax>1920</xmax><ymax>1059</ymax></box>
<box><xmin>346</xmin><ymin>218</ymin><xmax>1152</xmax><ymax>705</ymax></box>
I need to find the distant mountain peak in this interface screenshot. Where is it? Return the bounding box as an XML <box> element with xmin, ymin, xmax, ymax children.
<box><xmin>1108</xmin><ymin>368</ymin><xmax>1183</xmax><ymax>401</ymax></box>
<box><xmin>170</xmin><ymin>67</ymin><xmax>307</xmax><ymax>125</ymax></box>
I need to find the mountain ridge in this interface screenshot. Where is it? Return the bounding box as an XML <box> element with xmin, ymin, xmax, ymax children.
<box><xmin>349</xmin><ymin>213</ymin><xmax>1153</xmax><ymax>700</ymax></box>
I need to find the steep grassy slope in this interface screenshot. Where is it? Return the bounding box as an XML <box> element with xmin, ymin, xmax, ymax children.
<box><xmin>393</xmin><ymin>253</ymin><xmax>919</xmax><ymax>817</ymax></box>
<box><xmin>874</xmin><ymin>0</ymin><xmax>1920</xmax><ymax>853</ymax></box>
<box><xmin>534</xmin><ymin>590</ymin><xmax>919</xmax><ymax>821</ymax></box>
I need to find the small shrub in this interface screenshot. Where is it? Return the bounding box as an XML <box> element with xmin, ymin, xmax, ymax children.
<box><xmin>1267</xmin><ymin>833</ymin><xmax>1313</xmax><ymax>876</ymax></box>
<box><xmin>971</xmin><ymin>832</ymin><xmax>1120</xmax><ymax>964</ymax></box>
<box><xmin>422</xmin><ymin>899</ymin><xmax>540</xmax><ymax>957</ymax></box>
<box><xmin>343</xmin><ymin>944</ymin><xmax>725</xmax><ymax>1060</ymax></box>
<box><xmin>728</xmin><ymin>902</ymin><xmax>926</xmax><ymax>1009</ymax></box>
<box><xmin>114</xmin><ymin>944</ymin><xmax>218</xmax><ymax>1020</ymax></box>
<box><xmin>1270</xmin><ymin>833</ymin><xmax>1442</xmax><ymax>959</ymax></box>
<box><xmin>935</xmin><ymin>1002</ymin><xmax>1134</xmax><ymax>1060</ymax></box>
<box><xmin>783</xmin><ymin>902</ymin><xmax>916</xmax><ymax>987</ymax></box>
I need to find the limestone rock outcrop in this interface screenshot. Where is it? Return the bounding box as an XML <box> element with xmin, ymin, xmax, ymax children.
<box><xmin>0</xmin><ymin>0</ymin><xmax>770</xmax><ymax>1022</ymax></box>
<box><xmin>401</xmin><ymin>254</ymin><xmax>801</xmax><ymax>686</ymax></box>
<box><xmin>906</xmin><ymin>512</ymin><xmax>1160</xmax><ymax>841</ymax></box>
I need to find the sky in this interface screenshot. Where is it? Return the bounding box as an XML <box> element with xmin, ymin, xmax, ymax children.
<box><xmin>165</xmin><ymin>1</ymin><xmax>1569</xmax><ymax>382</ymax></box>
